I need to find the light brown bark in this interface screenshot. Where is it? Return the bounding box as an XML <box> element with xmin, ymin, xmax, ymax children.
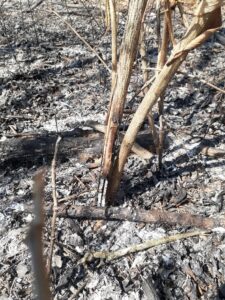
<box><xmin>106</xmin><ymin>1</ymin><xmax>222</xmax><ymax>204</ymax></box>
<box><xmin>102</xmin><ymin>0</ymin><xmax>148</xmax><ymax>177</ymax></box>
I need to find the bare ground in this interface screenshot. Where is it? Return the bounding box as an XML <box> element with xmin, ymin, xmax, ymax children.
<box><xmin>1</xmin><ymin>1</ymin><xmax>225</xmax><ymax>299</ymax></box>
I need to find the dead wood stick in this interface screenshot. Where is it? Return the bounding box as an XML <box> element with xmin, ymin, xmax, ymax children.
<box><xmin>102</xmin><ymin>0</ymin><xmax>148</xmax><ymax>177</ymax></box>
<box><xmin>47</xmin><ymin>136</ymin><xmax>62</xmax><ymax>275</ymax></box>
<box><xmin>87</xmin><ymin>123</ymin><xmax>153</xmax><ymax>159</ymax></box>
<box><xmin>187</xmin><ymin>74</ymin><xmax>225</xmax><ymax>95</ymax></box>
<box><xmin>49</xmin><ymin>205</ymin><xmax>225</xmax><ymax>230</ymax></box>
<box><xmin>26</xmin><ymin>169</ymin><xmax>51</xmax><ymax>300</ymax></box>
<box><xmin>47</xmin><ymin>9</ymin><xmax>110</xmax><ymax>72</ymax></box>
<box><xmin>176</xmin><ymin>70</ymin><xmax>225</xmax><ymax>95</ymax></box>
<box><xmin>140</xmin><ymin>10</ymin><xmax>158</xmax><ymax>151</ymax></box>
<box><xmin>0</xmin><ymin>128</ymin><xmax>104</xmax><ymax>165</ymax></box>
<box><xmin>157</xmin><ymin>0</ymin><xmax>171</xmax><ymax>116</ymax></box>
<box><xmin>96</xmin><ymin>0</ymin><xmax>117</xmax><ymax>123</ymax></box>
<box><xmin>156</xmin><ymin>0</ymin><xmax>161</xmax><ymax>47</ymax></box>
<box><xmin>109</xmin><ymin>0</ymin><xmax>117</xmax><ymax>88</ymax></box>
<box><xmin>105</xmin><ymin>1</ymin><xmax>222</xmax><ymax>204</ymax></box>
<box><xmin>0</xmin><ymin>126</ymin><xmax>155</xmax><ymax>167</ymax></box>
<box><xmin>201</xmin><ymin>147</ymin><xmax>225</xmax><ymax>158</ymax></box>
<box><xmin>80</xmin><ymin>230</ymin><xmax>207</xmax><ymax>263</ymax></box>
<box><xmin>147</xmin><ymin>113</ymin><xmax>158</xmax><ymax>151</ymax></box>
<box><xmin>140</xmin><ymin>15</ymin><xmax>149</xmax><ymax>94</ymax></box>
<box><xmin>157</xmin><ymin>115</ymin><xmax>164</xmax><ymax>168</ymax></box>
<box><xmin>129</xmin><ymin>75</ymin><xmax>156</xmax><ymax>104</ymax></box>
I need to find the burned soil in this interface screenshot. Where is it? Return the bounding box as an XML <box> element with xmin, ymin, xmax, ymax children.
<box><xmin>1</xmin><ymin>1</ymin><xmax>225</xmax><ymax>299</ymax></box>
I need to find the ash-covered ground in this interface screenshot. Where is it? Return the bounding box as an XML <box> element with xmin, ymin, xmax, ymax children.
<box><xmin>1</xmin><ymin>1</ymin><xmax>225</xmax><ymax>299</ymax></box>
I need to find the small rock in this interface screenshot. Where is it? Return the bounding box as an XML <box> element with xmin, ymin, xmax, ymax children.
<box><xmin>53</xmin><ymin>255</ymin><xmax>62</xmax><ymax>268</ymax></box>
<box><xmin>0</xmin><ymin>212</ymin><xmax>5</xmax><ymax>224</ymax></box>
<box><xmin>24</xmin><ymin>214</ymin><xmax>33</xmax><ymax>223</ymax></box>
<box><xmin>0</xmin><ymin>89</ymin><xmax>8</xmax><ymax>107</ymax></box>
<box><xmin>69</xmin><ymin>286</ymin><xmax>77</xmax><ymax>294</ymax></box>
<box><xmin>86</xmin><ymin>273</ymin><xmax>99</xmax><ymax>289</ymax></box>
<box><xmin>68</xmin><ymin>233</ymin><xmax>84</xmax><ymax>247</ymax></box>
<box><xmin>75</xmin><ymin>246</ymin><xmax>84</xmax><ymax>254</ymax></box>
<box><xmin>10</xmin><ymin>203</ymin><xmax>25</xmax><ymax>212</ymax></box>
<box><xmin>16</xmin><ymin>263</ymin><xmax>28</xmax><ymax>278</ymax></box>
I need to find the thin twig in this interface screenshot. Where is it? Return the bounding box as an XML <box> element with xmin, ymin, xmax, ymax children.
<box><xmin>109</xmin><ymin>0</ymin><xmax>117</xmax><ymax>88</ymax></box>
<box><xmin>103</xmin><ymin>0</ymin><xmax>118</xmax><ymax>124</ymax></box>
<box><xmin>156</xmin><ymin>0</ymin><xmax>161</xmax><ymax>47</ymax></box>
<box><xmin>157</xmin><ymin>1</ymin><xmax>171</xmax><ymax>116</ymax></box>
<box><xmin>140</xmin><ymin>7</ymin><xmax>158</xmax><ymax>148</ymax></box>
<box><xmin>80</xmin><ymin>230</ymin><xmax>208</xmax><ymax>263</ymax></box>
<box><xmin>47</xmin><ymin>136</ymin><xmax>62</xmax><ymax>275</ymax></box>
<box><xmin>147</xmin><ymin>113</ymin><xmax>158</xmax><ymax>151</ymax></box>
<box><xmin>128</xmin><ymin>75</ymin><xmax>156</xmax><ymax>104</ymax></box>
<box><xmin>190</xmin><ymin>75</ymin><xmax>225</xmax><ymax>95</ymax></box>
<box><xmin>166</xmin><ymin>69</ymin><xmax>225</xmax><ymax>95</ymax></box>
<box><xmin>47</xmin><ymin>9</ymin><xmax>110</xmax><ymax>72</ymax></box>
<box><xmin>140</xmin><ymin>14</ymin><xmax>149</xmax><ymax>94</ymax></box>
<box><xmin>157</xmin><ymin>115</ymin><xmax>164</xmax><ymax>169</ymax></box>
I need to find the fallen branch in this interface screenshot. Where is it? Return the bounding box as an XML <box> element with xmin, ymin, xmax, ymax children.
<box><xmin>2</xmin><ymin>123</ymin><xmax>224</xmax><ymax>168</ymax></box>
<box><xmin>46</xmin><ymin>204</ymin><xmax>225</xmax><ymax>230</ymax></box>
<box><xmin>47</xmin><ymin>136</ymin><xmax>62</xmax><ymax>275</ymax></box>
<box><xmin>0</xmin><ymin>124</ymin><xmax>154</xmax><ymax>167</ymax></box>
<box><xmin>80</xmin><ymin>230</ymin><xmax>207</xmax><ymax>263</ymax></box>
<box><xmin>0</xmin><ymin>127</ymin><xmax>104</xmax><ymax>166</ymax></box>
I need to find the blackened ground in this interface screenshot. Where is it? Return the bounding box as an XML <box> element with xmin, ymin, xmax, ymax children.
<box><xmin>0</xmin><ymin>1</ymin><xmax>225</xmax><ymax>299</ymax></box>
